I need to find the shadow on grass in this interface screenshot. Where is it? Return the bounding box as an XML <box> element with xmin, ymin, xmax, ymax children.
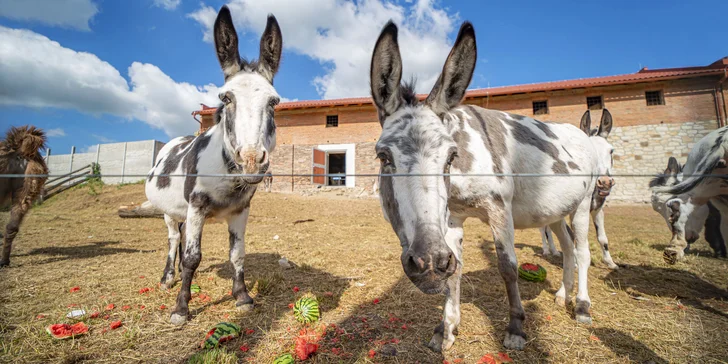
<box><xmin>306</xmin><ymin>239</ymin><xmax>553</xmax><ymax>363</ymax></box>
<box><xmin>603</xmin><ymin>263</ymin><xmax>728</xmax><ymax>318</ymax></box>
<box><xmin>649</xmin><ymin>244</ymin><xmax>718</xmax><ymax>259</ymax></box>
<box><xmin>185</xmin><ymin>252</ymin><xmax>350</xmax><ymax>362</ymax></box>
<box><xmin>13</xmin><ymin>241</ymin><xmax>157</xmax><ymax>265</ymax></box>
<box><xmin>591</xmin><ymin>328</ymin><xmax>668</xmax><ymax>364</ymax></box>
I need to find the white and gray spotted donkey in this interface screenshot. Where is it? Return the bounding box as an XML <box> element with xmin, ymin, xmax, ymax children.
<box><xmin>145</xmin><ymin>6</ymin><xmax>282</xmax><ymax>325</ymax></box>
<box><xmin>540</xmin><ymin>110</ymin><xmax>617</xmax><ymax>269</ymax></box>
<box><xmin>370</xmin><ymin>21</ymin><xmax>607</xmax><ymax>351</ymax></box>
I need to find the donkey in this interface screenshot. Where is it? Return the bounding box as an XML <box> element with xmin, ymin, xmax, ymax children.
<box><xmin>370</xmin><ymin>21</ymin><xmax>604</xmax><ymax>351</ymax></box>
<box><xmin>650</xmin><ymin>157</ymin><xmax>727</xmax><ymax>258</ymax></box>
<box><xmin>145</xmin><ymin>6</ymin><xmax>282</xmax><ymax>325</ymax></box>
<box><xmin>0</xmin><ymin>126</ymin><xmax>48</xmax><ymax>267</ymax></box>
<box><xmin>541</xmin><ymin>110</ymin><xmax>618</xmax><ymax>269</ymax></box>
<box><xmin>651</xmin><ymin>126</ymin><xmax>728</xmax><ymax>264</ymax></box>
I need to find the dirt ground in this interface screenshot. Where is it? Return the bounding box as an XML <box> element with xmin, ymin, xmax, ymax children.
<box><xmin>1</xmin><ymin>183</ymin><xmax>727</xmax><ymax>363</ymax></box>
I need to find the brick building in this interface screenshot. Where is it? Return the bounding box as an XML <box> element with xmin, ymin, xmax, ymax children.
<box><xmin>193</xmin><ymin>57</ymin><xmax>728</xmax><ymax>203</ymax></box>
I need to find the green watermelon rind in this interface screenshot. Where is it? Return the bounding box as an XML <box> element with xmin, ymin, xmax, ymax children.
<box><xmin>202</xmin><ymin>322</ymin><xmax>242</xmax><ymax>349</ymax></box>
<box><xmin>293</xmin><ymin>297</ymin><xmax>320</xmax><ymax>324</ymax></box>
<box><xmin>273</xmin><ymin>353</ymin><xmax>294</xmax><ymax>364</ymax></box>
<box><xmin>518</xmin><ymin>264</ymin><xmax>547</xmax><ymax>282</ymax></box>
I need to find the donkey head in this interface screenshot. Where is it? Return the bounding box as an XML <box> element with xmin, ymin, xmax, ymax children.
<box><xmin>579</xmin><ymin>109</ymin><xmax>615</xmax><ymax>197</ymax></box>
<box><xmin>370</xmin><ymin>21</ymin><xmax>476</xmax><ymax>294</ymax></box>
<box><xmin>214</xmin><ymin>6</ymin><xmax>282</xmax><ymax>183</ymax></box>
<box><xmin>647</xmin><ymin>157</ymin><xmax>705</xmax><ymax>241</ymax></box>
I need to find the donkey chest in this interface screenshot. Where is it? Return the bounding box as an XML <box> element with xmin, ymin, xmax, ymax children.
<box><xmin>189</xmin><ymin>185</ymin><xmax>256</xmax><ymax>218</ymax></box>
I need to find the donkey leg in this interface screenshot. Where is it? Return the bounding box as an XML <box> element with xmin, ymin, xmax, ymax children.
<box><xmin>1</xmin><ymin>205</ymin><xmax>28</xmax><ymax>267</ymax></box>
<box><xmin>491</xmin><ymin>212</ymin><xmax>526</xmax><ymax>350</ymax></box>
<box><xmin>551</xmin><ymin>220</ymin><xmax>575</xmax><ymax>307</ymax></box>
<box><xmin>664</xmin><ymin>198</ymin><xmax>695</xmax><ymax>264</ymax></box>
<box><xmin>592</xmin><ymin>208</ymin><xmax>617</xmax><ymax>269</ymax></box>
<box><xmin>177</xmin><ymin>222</ymin><xmax>185</xmax><ymax>273</ymax></box>
<box><xmin>572</xmin><ymin>206</ymin><xmax>593</xmax><ymax>324</ymax></box>
<box><xmin>228</xmin><ymin>209</ymin><xmax>254</xmax><ymax>311</ymax></box>
<box><xmin>170</xmin><ymin>208</ymin><xmax>204</xmax><ymax>325</ymax></box>
<box><xmin>429</xmin><ymin>217</ymin><xmax>464</xmax><ymax>352</ymax></box>
<box><xmin>160</xmin><ymin>215</ymin><xmax>182</xmax><ymax>289</ymax></box>
<box><xmin>540</xmin><ymin>227</ymin><xmax>560</xmax><ymax>257</ymax></box>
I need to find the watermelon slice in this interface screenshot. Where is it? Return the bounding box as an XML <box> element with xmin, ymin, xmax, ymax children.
<box><xmin>190</xmin><ymin>284</ymin><xmax>201</xmax><ymax>294</ymax></box>
<box><xmin>46</xmin><ymin>322</ymin><xmax>89</xmax><ymax>339</ymax></box>
<box><xmin>518</xmin><ymin>263</ymin><xmax>547</xmax><ymax>282</ymax></box>
<box><xmin>200</xmin><ymin>322</ymin><xmax>241</xmax><ymax>349</ymax></box>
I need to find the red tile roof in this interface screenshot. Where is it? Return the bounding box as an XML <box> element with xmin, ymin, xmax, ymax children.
<box><xmin>193</xmin><ymin>57</ymin><xmax>727</xmax><ymax>115</ymax></box>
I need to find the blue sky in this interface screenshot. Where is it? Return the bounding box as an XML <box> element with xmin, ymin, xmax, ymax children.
<box><xmin>0</xmin><ymin>0</ymin><xmax>726</xmax><ymax>154</ymax></box>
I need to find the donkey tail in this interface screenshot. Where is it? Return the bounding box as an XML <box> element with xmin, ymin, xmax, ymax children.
<box><xmin>2</xmin><ymin>125</ymin><xmax>47</xmax><ymax>161</ymax></box>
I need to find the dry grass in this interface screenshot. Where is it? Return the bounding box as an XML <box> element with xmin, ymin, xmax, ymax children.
<box><xmin>1</xmin><ymin>183</ymin><xmax>727</xmax><ymax>363</ymax></box>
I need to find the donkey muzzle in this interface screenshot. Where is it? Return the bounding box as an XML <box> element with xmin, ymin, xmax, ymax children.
<box><xmin>401</xmin><ymin>240</ymin><xmax>457</xmax><ymax>294</ymax></box>
<box><xmin>235</xmin><ymin>147</ymin><xmax>269</xmax><ymax>183</ymax></box>
<box><xmin>596</xmin><ymin>176</ymin><xmax>615</xmax><ymax>197</ymax></box>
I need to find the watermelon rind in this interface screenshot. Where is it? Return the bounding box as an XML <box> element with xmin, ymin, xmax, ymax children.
<box><xmin>201</xmin><ymin>322</ymin><xmax>241</xmax><ymax>349</ymax></box>
<box><xmin>46</xmin><ymin>323</ymin><xmax>89</xmax><ymax>339</ymax></box>
<box><xmin>518</xmin><ymin>263</ymin><xmax>547</xmax><ymax>282</ymax></box>
<box><xmin>293</xmin><ymin>297</ymin><xmax>320</xmax><ymax>324</ymax></box>
<box><xmin>273</xmin><ymin>353</ymin><xmax>294</xmax><ymax>364</ymax></box>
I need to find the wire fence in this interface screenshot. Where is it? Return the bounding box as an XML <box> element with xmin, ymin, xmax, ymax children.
<box><xmin>0</xmin><ymin>173</ymin><xmax>726</xmax><ymax>178</ymax></box>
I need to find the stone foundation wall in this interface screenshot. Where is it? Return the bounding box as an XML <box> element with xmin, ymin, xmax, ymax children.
<box><xmin>608</xmin><ymin>120</ymin><xmax>719</xmax><ymax>203</ymax></box>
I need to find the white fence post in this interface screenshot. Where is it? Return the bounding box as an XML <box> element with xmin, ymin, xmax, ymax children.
<box><xmin>120</xmin><ymin>142</ymin><xmax>127</xmax><ymax>184</ymax></box>
<box><xmin>69</xmin><ymin>146</ymin><xmax>75</xmax><ymax>173</ymax></box>
<box><xmin>95</xmin><ymin>144</ymin><xmax>101</xmax><ymax>165</ymax></box>
<box><xmin>45</xmin><ymin>148</ymin><xmax>50</xmax><ymax>163</ymax></box>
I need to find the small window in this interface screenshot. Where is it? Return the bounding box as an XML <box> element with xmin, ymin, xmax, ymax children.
<box><xmin>532</xmin><ymin>100</ymin><xmax>548</xmax><ymax>115</ymax></box>
<box><xmin>326</xmin><ymin>115</ymin><xmax>339</xmax><ymax>127</ymax></box>
<box><xmin>645</xmin><ymin>90</ymin><xmax>664</xmax><ymax>106</ymax></box>
<box><xmin>586</xmin><ymin>96</ymin><xmax>603</xmax><ymax>110</ymax></box>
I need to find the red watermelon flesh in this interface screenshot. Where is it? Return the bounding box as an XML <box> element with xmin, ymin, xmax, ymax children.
<box><xmin>522</xmin><ymin>263</ymin><xmax>539</xmax><ymax>271</ymax></box>
<box><xmin>47</xmin><ymin>322</ymin><xmax>89</xmax><ymax>339</ymax></box>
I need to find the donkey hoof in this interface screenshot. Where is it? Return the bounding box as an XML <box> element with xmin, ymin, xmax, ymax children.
<box><xmin>0</xmin><ymin>260</ymin><xmax>9</xmax><ymax>268</ymax></box>
<box><xmin>576</xmin><ymin>314</ymin><xmax>592</xmax><ymax>325</ymax></box>
<box><xmin>606</xmin><ymin>262</ymin><xmax>619</xmax><ymax>270</ymax></box>
<box><xmin>236</xmin><ymin>302</ymin><xmax>254</xmax><ymax>312</ymax></box>
<box><xmin>503</xmin><ymin>332</ymin><xmax>526</xmax><ymax>350</ymax></box>
<box><xmin>170</xmin><ymin>313</ymin><xmax>188</xmax><ymax>326</ymax></box>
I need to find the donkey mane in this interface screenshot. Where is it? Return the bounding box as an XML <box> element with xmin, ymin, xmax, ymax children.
<box><xmin>400</xmin><ymin>80</ymin><xmax>419</xmax><ymax>107</ymax></box>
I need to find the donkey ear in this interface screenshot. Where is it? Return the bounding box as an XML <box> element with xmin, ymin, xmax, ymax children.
<box><xmin>598</xmin><ymin>108</ymin><xmax>613</xmax><ymax>138</ymax></box>
<box><xmin>258</xmin><ymin>15</ymin><xmax>283</xmax><ymax>83</ymax></box>
<box><xmin>214</xmin><ymin>6</ymin><xmax>241</xmax><ymax>80</ymax></box>
<box><xmin>666</xmin><ymin>156</ymin><xmax>680</xmax><ymax>175</ymax></box>
<box><xmin>425</xmin><ymin>22</ymin><xmax>477</xmax><ymax>118</ymax></box>
<box><xmin>579</xmin><ymin>110</ymin><xmax>591</xmax><ymax>135</ymax></box>
<box><xmin>370</xmin><ymin>21</ymin><xmax>403</xmax><ymax>126</ymax></box>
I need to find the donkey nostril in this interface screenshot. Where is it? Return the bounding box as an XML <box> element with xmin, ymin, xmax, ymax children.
<box><xmin>405</xmin><ymin>254</ymin><xmax>426</xmax><ymax>274</ymax></box>
<box><xmin>436</xmin><ymin>252</ymin><xmax>455</xmax><ymax>274</ymax></box>
<box><xmin>257</xmin><ymin>150</ymin><xmax>267</xmax><ymax>164</ymax></box>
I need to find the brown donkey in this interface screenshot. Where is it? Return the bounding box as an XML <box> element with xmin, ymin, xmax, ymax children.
<box><xmin>0</xmin><ymin>126</ymin><xmax>48</xmax><ymax>267</ymax></box>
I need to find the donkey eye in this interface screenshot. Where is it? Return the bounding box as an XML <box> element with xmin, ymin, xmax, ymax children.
<box><xmin>377</xmin><ymin>153</ymin><xmax>393</xmax><ymax>167</ymax></box>
<box><xmin>447</xmin><ymin>152</ymin><xmax>458</xmax><ymax>165</ymax></box>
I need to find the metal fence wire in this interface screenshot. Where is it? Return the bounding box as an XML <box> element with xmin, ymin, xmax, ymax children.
<box><xmin>0</xmin><ymin>173</ymin><xmax>726</xmax><ymax>178</ymax></box>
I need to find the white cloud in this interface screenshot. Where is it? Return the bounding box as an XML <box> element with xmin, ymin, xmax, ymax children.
<box><xmin>92</xmin><ymin>134</ymin><xmax>115</xmax><ymax>143</ymax></box>
<box><xmin>0</xmin><ymin>26</ymin><xmax>220</xmax><ymax>138</ymax></box>
<box><xmin>46</xmin><ymin>128</ymin><xmax>66</xmax><ymax>137</ymax></box>
<box><xmin>153</xmin><ymin>0</ymin><xmax>181</xmax><ymax>10</ymax></box>
<box><xmin>82</xmin><ymin>145</ymin><xmax>98</xmax><ymax>154</ymax></box>
<box><xmin>188</xmin><ymin>0</ymin><xmax>458</xmax><ymax>99</ymax></box>
<box><xmin>0</xmin><ymin>0</ymin><xmax>98</xmax><ymax>31</ymax></box>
